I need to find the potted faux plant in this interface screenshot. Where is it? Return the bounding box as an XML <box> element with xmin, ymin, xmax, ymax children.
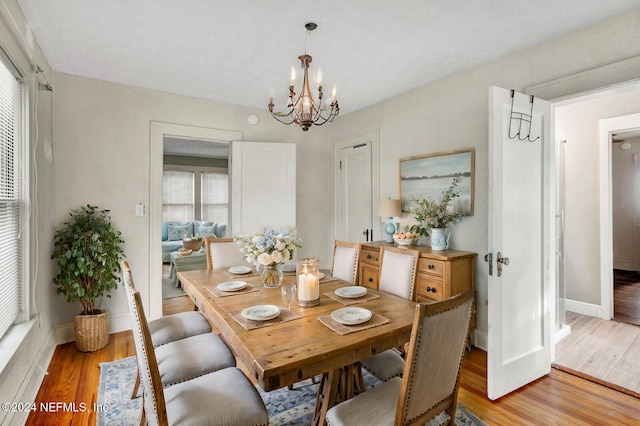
<box><xmin>52</xmin><ymin>205</ymin><xmax>124</xmax><ymax>352</ymax></box>
<box><xmin>410</xmin><ymin>177</ymin><xmax>464</xmax><ymax>250</ymax></box>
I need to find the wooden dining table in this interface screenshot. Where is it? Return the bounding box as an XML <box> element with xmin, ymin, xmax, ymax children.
<box><xmin>177</xmin><ymin>268</ymin><xmax>417</xmax><ymax>425</ymax></box>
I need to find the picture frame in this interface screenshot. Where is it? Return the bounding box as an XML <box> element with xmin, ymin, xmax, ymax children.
<box><xmin>399</xmin><ymin>148</ymin><xmax>475</xmax><ymax>215</ymax></box>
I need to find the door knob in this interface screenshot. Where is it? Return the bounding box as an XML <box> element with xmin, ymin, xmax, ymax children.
<box><xmin>496</xmin><ymin>252</ymin><xmax>509</xmax><ymax>277</ymax></box>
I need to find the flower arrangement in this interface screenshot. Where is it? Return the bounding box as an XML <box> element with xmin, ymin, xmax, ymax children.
<box><xmin>410</xmin><ymin>176</ymin><xmax>464</xmax><ymax>234</ymax></box>
<box><xmin>234</xmin><ymin>227</ymin><xmax>302</xmax><ymax>266</ymax></box>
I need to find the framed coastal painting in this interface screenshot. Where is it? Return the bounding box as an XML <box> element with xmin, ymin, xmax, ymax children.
<box><xmin>399</xmin><ymin>148</ymin><xmax>475</xmax><ymax>215</ymax></box>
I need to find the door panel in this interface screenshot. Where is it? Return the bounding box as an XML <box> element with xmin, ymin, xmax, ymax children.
<box><xmin>339</xmin><ymin>143</ymin><xmax>372</xmax><ymax>242</ymax></box>
<box><xmin>488</xmin><ymin>86</ymin><xmax>551</xmax><ymax>399</ymax></box>
<box><xmin>230</xmin><ymin>141</ymin><xmax>296</xmax><ymax>234</ymax></box>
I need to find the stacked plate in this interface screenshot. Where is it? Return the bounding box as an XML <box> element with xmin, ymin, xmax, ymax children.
<box><xmin>331</xmin><ymin>307</ymin><xmax>372</xmax><ymax>325</ymax></box>
<box><xmin>241</xmin><ymin>305</ymin><xmax>281</xmax><ymax>321</ymax></box>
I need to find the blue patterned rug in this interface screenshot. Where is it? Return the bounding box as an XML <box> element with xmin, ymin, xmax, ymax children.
<box><xmin>97</xmin><ymin>356</ymin><xmax>485</xmax><ymax>425</ymax></box>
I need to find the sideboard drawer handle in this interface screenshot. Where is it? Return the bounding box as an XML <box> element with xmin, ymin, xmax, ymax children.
<box><xmin>428</xmin><ymin>264</ymin><xmax>435</xmax><ymax>269</ymax></box>
<box><xmin>367</xmin><ymin>254</ymin><xmax>372</xmax><ymax>259</ymax></box>
<box><xmin>426</xmin><ymin>286</ymin><xmax>432</xmax><ymax>292</ymax></box>
<box><xmin>368</xmin><ymin>277</ymin><xmax>374</xmax><ymax>282</ymax></box>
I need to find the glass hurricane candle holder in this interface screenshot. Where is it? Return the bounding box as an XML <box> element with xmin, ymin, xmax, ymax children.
<box><xmin>296</xmin><ymin>258</ymin><xmax>320</xmax><ymax>307</ymax></box>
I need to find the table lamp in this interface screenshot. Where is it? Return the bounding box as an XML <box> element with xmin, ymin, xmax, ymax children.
<box><xmin>378</xmin><ymin>199</ymin><xmax>402</xmax><ymax>243</ymax></box>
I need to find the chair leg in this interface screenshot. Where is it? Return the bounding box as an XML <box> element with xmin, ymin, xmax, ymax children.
<box><xmin>131</xmin><ymin>368</ymin><xmax>141</xmax><ymax>399</ymax></box>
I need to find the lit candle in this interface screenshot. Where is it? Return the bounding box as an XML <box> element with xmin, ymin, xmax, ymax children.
<box><xmin>297</xmin><ymin>272</ymin><xmax>319</xmax><ymax>301</ymax></box>
<box><xmin>332</xmin><ymin>85</ymin><xmax>337</xmax><ymax>101</ymax></box>
<box><xmin>290</xmin><ymin>66</ymin><xmax>296</xmax><ymax>85</ymax></box>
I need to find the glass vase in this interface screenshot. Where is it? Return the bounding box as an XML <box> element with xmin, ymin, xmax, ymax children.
<box><xmin>259</xmin><ymin>263</ymin><xmax>284</xmax><ymax>288</ymax></box>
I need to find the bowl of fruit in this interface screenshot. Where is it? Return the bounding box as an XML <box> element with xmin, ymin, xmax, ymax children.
<box><xmin>393</xmin><ymin>232</ymin><xmax>419</xmax><ymax>247</ymax></box>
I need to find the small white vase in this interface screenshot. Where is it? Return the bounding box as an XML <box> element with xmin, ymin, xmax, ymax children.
<box><xmin>430</xmin><ymin>228</ymin><xmax>450</xmax><ymax>250</ymax></box>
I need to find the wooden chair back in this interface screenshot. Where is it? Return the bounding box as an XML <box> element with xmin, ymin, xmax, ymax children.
<box><xmin>378</xmin><ymin>246</ymin><xmax>419</xmax><ymax>300</ymax></box>
<box><xmin>204</xmin><ymin>237</ymin><xmax>250</xmax><ymax>270</ymax></box>
<box><xmin>396</xmin><ymin>288</ymin><xmax>474</xmax><ymax>425</ymax></box>
<box><xmin>331</xmin><ymin>240</ymin><xmax>361</xmax><ymax>284</ymax></box>
<box><xmin>121</xmin><ymin>260</ymin><xmax>168</xmax><ymax>426</ymax></box>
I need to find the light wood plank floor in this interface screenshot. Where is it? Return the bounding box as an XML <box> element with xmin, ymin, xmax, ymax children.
<box><xmin>25</xmin><ymin>295</ymin><xmax>640</xmax><ymax>425</ymax></box>
<box><xmin>555</xmin><ymin>311</ymin><xmax>640</xmax><ymax>396</ymax></box>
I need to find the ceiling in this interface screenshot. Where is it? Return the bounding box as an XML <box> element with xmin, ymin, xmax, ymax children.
<box><xmin>17</xmin><ymin>1</ymin><xmax>640</xmax><ymax>119</ymax></box>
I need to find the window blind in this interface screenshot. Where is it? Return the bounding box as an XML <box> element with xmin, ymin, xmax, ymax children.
<box><xmin>162</xmin><ymin>171</ymin><xmax>194</xmax><ymax>222</ymax></box>
<box><xmin>201</xmin><ymin>172</ymin><xmax>228</xmax><ymax>224</ymax></box>
<box><xmin>0</xmin><ymin>50</ymin><xmax>22</xmax><ymax>339</ymax></box>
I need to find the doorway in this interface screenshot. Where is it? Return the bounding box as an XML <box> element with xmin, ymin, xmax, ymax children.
<box><xmin>149</xmin><ymin>122</ymin><xmax>241</xmax><ymax>320</ymax></box>
<box><xmin>333</xmin><ymin>130</ymin><xmax>380</xmax><ymax>242</ymax></box>
<box><xmin>548</xmin><ymin>85</ymin><xmax>640</xmax><ymax>396</ymax></box>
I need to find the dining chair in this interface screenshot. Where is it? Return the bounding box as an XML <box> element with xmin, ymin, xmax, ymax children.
<box><xmin>326</xmin><ymin>288</ymin><xmax>474</xmax><ymax>426</ymax></box>
<box><xmin>122</xmin><ymin>261</ymin><xmax>236</xmax><ymax>398</ymax></box>
<box><xmin>204</xmin><ymin>237</ymin><xmax>252</xmax><ymax>270</ymax></box>
<box><xmin>359</xmin><ymin>246</ymin><xmax>420</xmax><ymax>382</ymax></box>
<box><xmin>331</xmin><ymin>240</ymin><xmax>361</xmax><ymax>284</ymax></box>
<box><xmin>128</xmin><ymin>288</ymin><xmax>269</xmax><ymax>426</ymax></box>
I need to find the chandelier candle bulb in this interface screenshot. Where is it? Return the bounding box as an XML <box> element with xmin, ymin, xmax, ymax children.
<box><xmin>296</xmin><ymin>258</ymin><xmax>320</xmax><ymax>307</ymax></box>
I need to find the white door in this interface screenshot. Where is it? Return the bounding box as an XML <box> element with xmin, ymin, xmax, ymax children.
<box><xmin>339</xmin><ymin>142</ymin><xmax>373</xmax><ymax>242</ymax></box>
<box><xmin>487</xmin><ymin>86</ymin><xmax>552</xmax><ymax>399</ymax></box>
<box><xmin>230</xmin><ymin>141</ymin><xmax>296</xmax><ymax>234</ymax></box>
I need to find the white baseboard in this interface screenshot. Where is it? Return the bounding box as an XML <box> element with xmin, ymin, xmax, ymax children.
<box><xmin>473</xmin><ymin>329</ymin><xmax>488</xmax><ymax>351</ymax></box>
<box><xmin>54</xmin><ymin>311</ymin><xmax>132</xmax><ymax>345</ymax></box>
<box><xmin>555</xmin><ymin>324</ymin><xmax>572</xmax><ymax>343</ymax></box>
<box><xmin>0</xmin><ymin>322</ymin><xmax>56</xmax><ymax>426</ymax></box>
<box><xmin>565</xmin><ymin>299</ymin><xmax>601</xmax><ymax>318</ymax></box>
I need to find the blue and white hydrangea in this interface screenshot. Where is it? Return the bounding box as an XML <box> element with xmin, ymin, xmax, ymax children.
<box><xmin>234</xmin><ymin>227</ymin><xmax>301</xmax><ymax>266</ymax></box>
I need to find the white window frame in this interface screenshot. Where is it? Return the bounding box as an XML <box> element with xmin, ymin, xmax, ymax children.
<box><xmin>0</xmin><ymin>46</ymin><xmax>29</xmax><ymax>339</ymax></box>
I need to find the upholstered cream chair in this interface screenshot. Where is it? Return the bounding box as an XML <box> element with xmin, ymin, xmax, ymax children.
<box><xmin>127</xmin><ymin>285</ymin><xmax>269</xmax><ymax>426</ymax></box>
<box><xmin>360</xmin><ymin>246</ymin><xmax>419</xmax><ymax>382</ymax></box>
<box><xmin>331</xmin><ymin>240</ymin><xmax>361</xmax><ymax>284</ymax></box>
<box><xmin>122</xmin><ymin>261</ymin><xmax>235</xmax><ymax>397</ymax></box>
<box><xmin>326</xmin><ymin>289</ymin><xmax>474</xmax><ymax>426</ymax></box>
<box><xmin>204</xmin><ymin>237</ymin><xmax>252</xmax><ymax>270</ymax></box>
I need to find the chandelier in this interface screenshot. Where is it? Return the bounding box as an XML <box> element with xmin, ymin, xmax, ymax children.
<box><xmin>268</xmin><ymin>23</ymin><xmax>340</xmax><ymax>131</ymax></box>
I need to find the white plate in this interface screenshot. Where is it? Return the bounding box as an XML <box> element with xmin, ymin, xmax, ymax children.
<box><xmin>228</xmin><ymin>265</ymin><xmax>252</xmax><ymax>274</ymax></box>
<box><xmin>241</xmin><ymin>304</ymin><xmax>281</xmax><ymax>321</ymax></box>
<box><xmin>217</xmin><ymin>281</ymin><xmax>247</xmax><ymax>292</ymax></box>
<box><xmin>331</xmin><ymin>307</ymin><xmax>372</xmax><ymax>325</ymax></box>
<box><xmin>335</xmin><ymin>286</ymin><xmax>367</xmax><ymax>299</ymax></box>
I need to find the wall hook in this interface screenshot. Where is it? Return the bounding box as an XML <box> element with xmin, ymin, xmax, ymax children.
<box><xmin>508</xmin><ymin>90</ymin><xmax>540</xmax><ymax>142</ymax></box>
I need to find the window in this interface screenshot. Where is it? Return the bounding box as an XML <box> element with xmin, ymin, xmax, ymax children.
<box><xmin>201</xmin><ymin>172</ymin><xmax>228</xmax><ymax>224</ymax></box>
<box><xmin>0</xmin><ymin>51</ymin><xmax>23</xmax><ymax>340</ymax></box>
<box><xmin>162</xmin><ymin>171</ymin><xmax>194</xmax><ymax>222</ymax></box>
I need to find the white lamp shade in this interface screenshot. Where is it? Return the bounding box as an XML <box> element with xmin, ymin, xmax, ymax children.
<box><xmin>378</xmin><ymin>199</ymin><xmax>402</xmax><ymax>218</ymax></box>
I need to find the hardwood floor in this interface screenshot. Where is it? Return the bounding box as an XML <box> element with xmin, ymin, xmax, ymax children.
<box><xmin>26</xmin><ymin>294</ymin><xmax>640</xmax><ymax>425</ymax></box>
<box><xmin>614</xmin><ymin>269</ymin><xmax>640</xmax><ymax>325</ymax></box>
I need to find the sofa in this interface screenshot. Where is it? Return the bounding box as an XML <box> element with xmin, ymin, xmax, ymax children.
<box><xmin>162</xmin><ymin>220</ymin><xmax>227</xmax><ymax>262</ymax></box>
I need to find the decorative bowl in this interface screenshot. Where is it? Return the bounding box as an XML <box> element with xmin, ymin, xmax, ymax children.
<box><xmin>394</xmin><ymin>237</ymin><xmax>418</xmax><ymax>246</ymax></box>
<box><xmin>177</xmin><ymin>248</ymin><xmax>193</xmax><ymax>256</ymax></box>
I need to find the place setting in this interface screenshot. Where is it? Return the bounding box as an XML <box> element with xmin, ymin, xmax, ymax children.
<box><xmin>219</xmin><ymin>264</ymin><xmax>259</xmax><ymax>278</ymax></box>
<box><xmin>317</xmin><ymin>306</ymin><xmax>390</xmax><ymax>336</ymax></box>
<box><xmin>324</xmin><ymin>285</ymin><xmax>381</xmax><ymax>305</ymax></box>
<box><xmin>228</xmin><ymin>283</ymin><xmax>301</xmax><ymax>330</ymax></box>
<box><xmin>205</xmin><ymin>279</ymin><xmax>260</xmax><ymax>298</ymax></box>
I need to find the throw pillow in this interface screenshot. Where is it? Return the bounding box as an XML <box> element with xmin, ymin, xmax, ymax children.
<box><xmin>167</xmin><ymin>224</ymin><xmax>191</xmax><ymax>241</ymax></box>
<box><xmin>196</xmin><ymin>222</ymin><xmax>217</xmax><ymax>237</ymax></box>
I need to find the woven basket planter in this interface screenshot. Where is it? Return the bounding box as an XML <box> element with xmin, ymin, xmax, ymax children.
<box><xmin>74</xmin><ymin>309</ymin><xmax>109</xmax><ymax>352</ymax></box>
<box><xmin>183</xmin><ymin>239</ymin><xmax>203</xmax><ymax>251</ymax></box>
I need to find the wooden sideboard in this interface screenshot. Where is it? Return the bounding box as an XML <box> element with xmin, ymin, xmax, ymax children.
<box><xmin>358</xmin><ymin>241</ymin><xmax>477</xmax><ymax>326</ymax></box>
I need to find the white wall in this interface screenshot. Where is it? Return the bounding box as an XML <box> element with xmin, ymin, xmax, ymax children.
<box><xmin>556</xmin><ymin>89</ymin><xmax>640</xmax><ymax>305</ymax></box>
<box><xmin>52</xmin><ymin>73</ymin><xmax>332</xmax><ymax>330</ymax></box>
<box><xmin>330</xmin><ymin>7</ymin><xmax>640</xmax><ymax>343</ymax></box>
